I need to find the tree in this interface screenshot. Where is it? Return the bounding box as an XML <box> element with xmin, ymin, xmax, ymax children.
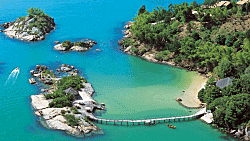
<box><xmin>225</xmin><ymin>34</ymin><xmax>236</xmax><ymax>47</ymax></box>
<box><xmin>138</xmin><ymin>5</ymin><xmax>146</xmax><ymax>15</ymax></box>
<box><xmin>215</xmin><ymin>57</ymin><xmax>235</xmax><ymax>79</ymax></box>
<box><xmin>245</xmin><ymin>29</ymin><xmax>250</xmax><ymax>40</ymax></box>
<box><xmin>215</xmin><ymin>34</ymin><xmax>226</xmax><ymax>45</ymax></box>
<box><xmin>191</xmin><ymin>31</ymin><xmax>200</xmax><ymax>41</ymax></box>
<box><xmin>203</xmin><ymin>86</ymin><xmax>222</xmax><ymax>104</ymax></box>
<box><xmin>27</xmin><ymin>7</ymin><xmax>44</xmax><ymax>17</ymax></box>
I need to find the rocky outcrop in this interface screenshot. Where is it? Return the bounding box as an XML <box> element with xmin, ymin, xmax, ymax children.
<box><xmin>54</xmin><ymin>39</ymin><xmax>97</xmax><ymax>52</ymax></box>
<box><xmin>29</xmin><ymin>78</ymin><xmax>37</xmax><ymax>84</ymax></box>
<box><xmin>1</xmin><ymin>10</ymin><xmax>55</xmax><ymax>41</ymax></box>
<box><xmin>31</xmin><ymin>94</ymin><xmax>50</xmax><ymax>110</ymax></box>
<box><xmin>70</xmin><ymin>46</ymin><xmax>88</xmax><ymax>52</ymax></box>
<box><xmin>54</xmin><ymin>44</ymin><xmax>66</xmax><ymax>51</ymax></box>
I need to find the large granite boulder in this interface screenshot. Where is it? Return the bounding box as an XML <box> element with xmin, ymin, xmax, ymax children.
<box><xmin>31</xmin><ymin>94</ymin><xmax>50</xmax><ymax>110</ymax></box>
<box><xmin>54</xmin><ymin>44</ymin><xmax>67</xmax><ymax>51</ymax></box>
<box><xmin>29</xmin><ymin>78</ymin><xmax>37</xmax><ymax>84</ymax></box>
<box><xmin>70</xmin><ymin>46</ymin><xmax>88</xmax><ymax>52</ymax></box>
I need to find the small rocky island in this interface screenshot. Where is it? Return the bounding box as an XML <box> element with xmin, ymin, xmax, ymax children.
<box><xmin>54</xmin><ymin>40</ymin><xmax>97</xmax><ymax>52</ymax></box>
<box><xmin>0</xmin><ymin>7</ymin><xmax>55</xmax><ymax>41</ymax></box>
<box><xmin>29</xmin><ymin>64</ymin><xmax>105</xmax><ymax>136</ymax></box>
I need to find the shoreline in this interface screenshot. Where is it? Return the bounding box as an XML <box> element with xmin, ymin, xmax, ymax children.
<box><xmin>176</xmin><ymin>75</ymin><xmax>208</xmax><ymax>108</ymax></box>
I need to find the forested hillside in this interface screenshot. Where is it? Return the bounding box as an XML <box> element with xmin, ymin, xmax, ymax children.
<box><xmin>122</xmin><ymin>0</ymin><xmax>250</xmax><ymax>130</ymax></box>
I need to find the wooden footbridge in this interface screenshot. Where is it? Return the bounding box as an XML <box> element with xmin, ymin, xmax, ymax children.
<box><xmin>88</xmin><ymin>108</ymin><xmax>206</xmax><ymax>126</ymax></box>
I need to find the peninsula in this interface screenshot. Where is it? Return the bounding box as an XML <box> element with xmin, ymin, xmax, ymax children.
<box><xmin>119</xmin><ymin>1</ymin><xmax>250</xmax><ymax>140</ymax></box>
<box><xmin>0</xmin><ymin>7</ymin><xmax>55</xmax><ymax>41</ymax></box>
<box><xmin>29</xmin><ymin>64</ymin><xmax>104</xmax><ymax>136</ymax></box>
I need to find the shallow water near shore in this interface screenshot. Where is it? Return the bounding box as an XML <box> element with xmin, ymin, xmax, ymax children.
<box><xmin>0</xmin><ymin>0</ymin><xmax>238</xmax><ymax>140</ymax></box>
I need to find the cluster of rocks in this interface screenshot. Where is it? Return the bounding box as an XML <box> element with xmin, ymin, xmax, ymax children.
<box><xmin>29</xmin><ymin>64</ymin><xmax>105</xmax><ymax>136</ymax></box>
<box><xmin>30</xmin><ymin>65</ymin><xmax>53</xmax><ymax>85</ymax></box>
<box><xmin>216</xmin><ymin>125</ymin><xmax>250</xmax><ymax>140</ymax></box>
<box><xmin>54</xmin><ymin>39</ymin><xmax>97</xmax><ymax>52</ymax></box>
<box><xmin>57</xmin><ymin>64</ymin><xmax>79</xmax><ymax>75</ymax></box>
<box><xmin>31</xmin><ymin>94</ymin><xmax>100</xmax><ymax>135</ymax></box>
<box><xmin>0</xmin><ymin>22</ymin><xmax>14</xmax><ymax>29</ymax></box>
<box><xmin>1</xmin><ymin>14</ymin><xmax>55</xmax><ymax>41</ymax></box>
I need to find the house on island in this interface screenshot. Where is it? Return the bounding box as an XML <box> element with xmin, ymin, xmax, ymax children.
<box><xmin>216</xmin><ymin>1</ymin><xmax>232</xmax><ymax>9</ymax></box>
<box><xmin>237</xmin><ymin>0</ymin><xmax>250</xmax><ymax>8</ymax></box>
<box><xmin>215</xmin><ymin>77</ymin><xmax>233</xmax><ymax>88</ymax></box>
<box><xmin>64</xmin><ymin>87</ymin><xmax>79</xmax><ymax>96</ymax></box>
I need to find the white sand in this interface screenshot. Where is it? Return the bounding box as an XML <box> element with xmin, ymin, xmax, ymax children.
<box><xmin>179</xmin><ymin>75</ymin><xmax>208</xmax><ymax>108</ymax></box>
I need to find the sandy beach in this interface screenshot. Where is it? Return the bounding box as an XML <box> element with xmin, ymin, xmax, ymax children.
<box><xmin>178</xmin><ymin>74</ymin><xmax>208</xmax><ymax>108</ymax></box>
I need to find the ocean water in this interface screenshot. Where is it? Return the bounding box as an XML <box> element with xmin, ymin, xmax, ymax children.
<box><xmin>0</xmin><ymin>0</ymin><xmax>237</xmax><ymax>140</ymax></box>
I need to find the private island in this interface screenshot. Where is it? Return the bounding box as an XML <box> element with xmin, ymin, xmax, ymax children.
<box><xmin>0</xmin><ymin>7</ymin><xmax>55</xmax><ymax>41</ymax></box>
<box><xmin>29</xmin><ymin>64</ymin><xmax>105</xmax><ymax>136</ymax></box>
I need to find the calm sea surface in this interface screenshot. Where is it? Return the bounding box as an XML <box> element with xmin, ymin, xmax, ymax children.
<box><xmin>0</xmin><ymin>0</ymin><xmax>237</xmax><ymax>140</ymax></box>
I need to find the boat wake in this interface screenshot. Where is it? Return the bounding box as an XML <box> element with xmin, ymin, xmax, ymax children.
<box><xmin>5</xmin><ymin>67</ymin><xmax>20</xmax><ymax>85</ymax></box>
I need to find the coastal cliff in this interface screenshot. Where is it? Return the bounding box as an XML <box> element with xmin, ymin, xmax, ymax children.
<box><xmin>1</xmin><ymin>7</ymin><xmax>55</xmax><ymax>41</ymax></box>
<box><xmin>29</xmin><ymin>64</ymin><xmax>104</xmax><ymax>136</ymax></box>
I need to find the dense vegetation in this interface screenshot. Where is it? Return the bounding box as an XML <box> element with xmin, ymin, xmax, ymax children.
<box><xmin>125</xmin><ymin>0</ymin><xmax>250</xmax><ymax>129</ymax></box>
<box><xmin>62</xmin><ymin>40</ymin><xmax>91</xmax><ymax>48</ymax></box>
<box><xmin>42</xmin><ymin>70</ymin><xmax>56</xmax><ymax>78</ymax></box>
<box><xmin>45</xmin><ymin>75</ymin><xmax>87</xmax><ymax>108</ymax></box>
<box><xmin>13</xmin><ymin>7</ymin><xmax>54</xmax><ymax>36</ymax></box>
<box><xmin>62</xmin><ymin>114</ymin><xmax>80</xmax><ymax>126</ymax></box>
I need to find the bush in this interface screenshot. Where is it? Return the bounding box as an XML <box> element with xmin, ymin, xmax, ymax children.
<box><xmin>57</xmin><ymin>75</ymin><xmax>85</xmax><ymax>90</ymax></box>
<box><xmin>123</xmin><ymin>38</ymin><xmax>133</xmax><ymax>47</ymax></box>
<box><xmin>42</xmin><ymin>70</ymin><xmax>56</xmax><ymax>78</ymax></box>
<box><xmin>49</xmin><ymin>94</ymin><xmax>75</xmax><ymax>108</ymax></box>
<box><xmin>62</xmin><ymin>40</ymin><xmax>74</xmax><ymax>49</ymax></box>
<box><xmin>215</xmin><ymin>34</ymin><xmax>226</xmax><ymax>45</ymax></box>
<box><xmin>27</xmin><ymin>7</ymin><xmax>46</xmax><ymax>17</ymax></box>
<box><xmin>74</xmin><ymin>41</ymin><xmax>90</xmax><ymax>47</ymax></box>
<box><xmin>63</xmin><ymin>114</ymin><xmax>80</xmax><ymax>126</ymax></box>
<box><xmin>61</xmin><ymin>110</ymin><xmax>66</xmax><ymax>115</ymax></box>
<box><xmin>225</xmin><ymin>34</ymin><xmax>236</xmax><ymax>47</ymax></box>
<box><xmin>155</xmin><ymin>50</ymin><xmax>170</xmax><ymax>61</ymax></box>
<box><xmin>85</xmin><ymin>116</ymin><xmax>93</xmax><ymax>125</ymax></box>
<box><xmin>45</xmin><ymin>89</ymin><xmax>66</xmax><ymax>99</ymax></box>
<box><xmin>131</xmin><ymin>47</ymin><xmax>139</xmax><ymax>54</ymax></box>
<box><xmin>71</xmin><ymin>107</ymin><xmax>81</xmax><ymax>114</ymax></box>
<box><xmin>140</xmin><ymin>49</ymin><xmax>147</xmax><ymax>54</ymax></box>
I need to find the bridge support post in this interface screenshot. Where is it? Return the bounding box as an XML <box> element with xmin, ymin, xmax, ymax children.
<box><xmin>114</xmin><ymin>121</ymin><xmax>115</xmax><ymax>125</ymax></box>
<box><xmin>101</xmin><ymin>120</ymin><xmax>102</xmax><ymax>124</ymax></box>
<box><xmin>127</xmin><ymin>122</ymin><xmax>128</xmax><ymax>126</ymax></box>
<box><xmin>133</xmin><ymin>122</ymin><xmax>134</xmax><ymax>126</ymax></box>
<box><xmin>174</xmin><ymin>118</ymin><xmax>175</xmax><ymax>122</ymax></box>
<box><xmin>121</xmin><ymin>122</ymin><xmax>122</xmax><ymax>125</ymax></box>
<box><xmin>164</xmin><ymin>120</ymin><xmax>165</xmax><ymax>123</ymax></box>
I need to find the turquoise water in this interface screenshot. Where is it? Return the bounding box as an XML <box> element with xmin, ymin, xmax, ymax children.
<box><xmin>0</xmin><ymin>0</ymin><xmax>237</xmax><ymax>140</ymax></box>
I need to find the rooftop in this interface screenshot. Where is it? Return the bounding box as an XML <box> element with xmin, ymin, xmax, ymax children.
<box><xmin>216</xmin><ymin>77</ymin><xmax>233</xmax><ymax>88</ymax></box>
<box><xmin>64</xmin><ymin>87</ymin><xmax>79</xmax><ymax>95</ymax></box>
